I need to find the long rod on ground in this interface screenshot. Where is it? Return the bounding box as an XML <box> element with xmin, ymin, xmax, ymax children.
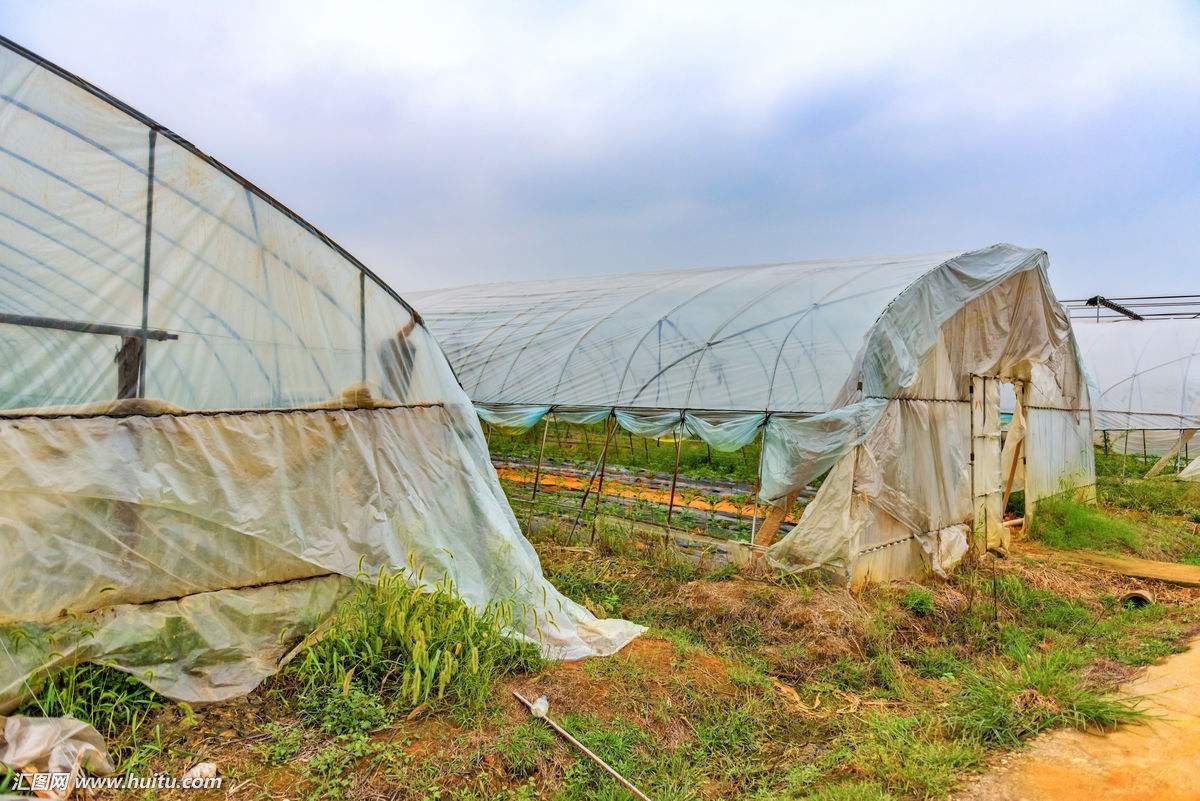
<box><xmin>512</xmin><ymin>691</ymin><xmax>653</xmax><ymax>801</ymax></box>
<box><xmin>527</xmin><ymin>415</ymin><xmax>551</xmax><ymax>530</ymax></box>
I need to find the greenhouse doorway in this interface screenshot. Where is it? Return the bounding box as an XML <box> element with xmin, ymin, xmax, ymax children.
<box><xmin>971</xmin><ymin>375</ymin><xmax>1025</xmax><ymax>555</ymax></box>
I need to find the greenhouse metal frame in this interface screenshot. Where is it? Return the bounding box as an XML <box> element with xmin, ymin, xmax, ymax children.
<box><xmin>415</xmin><ymin>244</ymin><xmax>1098</xmax><ymax>584</ymax></box>
<box><xmin>0</xmin><ymin>35</ymin><xmax>641</xmax><ymax>715</ymax></box>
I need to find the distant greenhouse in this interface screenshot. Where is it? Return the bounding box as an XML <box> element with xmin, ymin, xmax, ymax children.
<box><xmin>414</xmin><ymin>244</ymin><xmax>1096</xmax><ymax>584</ymax></box>
<box><xmin>0</xmin><ymin>36</ymin><xmax>638</xmax><ymax>713</ymax></box>
<box><xmin>1072</xmin><ymin>318</ymin><xmax>1200</xmax><ymax>479</ymax></box>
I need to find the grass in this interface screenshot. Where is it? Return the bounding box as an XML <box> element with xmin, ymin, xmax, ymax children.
<box><xmin>1027</xmin><ymin>494</ymin><xmax>1141</xmax><ymax>553</ymax></box>
<box><xmin>949</xmin><ymin>651</ymin><xmax>1144</xmax><ymax>746</ymax></box>
<box><xmin>16</xmin><ymin>662</ymin><xmax>166</xmax><ymax>768</ymax></box>
<box><xmin>6</xmin><ymin>445</ymin><xmax>1198</xmax><ymax>800</ymax></box>
<box><xmin>286</xmin><ymin>569</ymin><xmax>542</xmax><ymax>728</ymax></box>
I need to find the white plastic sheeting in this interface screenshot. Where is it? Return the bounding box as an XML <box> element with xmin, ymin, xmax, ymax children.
<box><xmin>414</xmin><ymin>250</ymin><xmax>961</xmax><ymax>413</ymax></box>
<box><xmin>417</xmin><ymin>245</ymin><xmax>1094</xmax><ymax>582</ymax></box>
<box><xmin>0</xmin><ymin>37</ymin><xmax>640</xmax><ymax>713</ymax></box>
<box><xmin>1072</xmin><ymin>319</ymin><xmax>1200</xmax><ymax>470</ymax></box>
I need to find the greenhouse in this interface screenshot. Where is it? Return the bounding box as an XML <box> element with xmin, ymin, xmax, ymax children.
<box><xmin>0</xmin><ymin>36</ymin><xmax>641</xmax><ymax>713</ymax></box>
<box><xmin>1072</xmin><ymin>318</ymin><xmax>1200</xmax><ymax>480</ymax></box>
<box><xmin>414</xmin><ymin>244</ymin><xmax>1097</xmax><ymax>584</ymax></box>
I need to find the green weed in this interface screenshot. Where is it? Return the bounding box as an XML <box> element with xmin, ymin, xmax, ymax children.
<box><xmin>18</xmin><ymin>662</ymin><xmax>164</xmax><ymax>767</ymax></box>
<box><xmin>949</xmin><ymin>650</ymin><xmax>1143</xmax><ymax>746</ymax></box>
<box><xmin>899</xmin><ymin>587</ymin><xmax>935</xmax><ymax>617</ymax></box>
<box><xmin>1028</xmin><ymin>495</ymin><xmax>1140</xmax><ymax>553</ymax></box>
<box><xmin>286</xmin><ymin>570</ymin><xmax>541</xmax><ymax>724</ymax></box>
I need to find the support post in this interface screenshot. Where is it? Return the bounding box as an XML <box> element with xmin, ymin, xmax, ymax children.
<box><xmin>755</xmin><ymin>492</ymin><xmax>795</xmax><ymax>547</ymax></box>
<box><xmin>749</xmin><ymin>422</ymin><xmax>767</xmax><ymax>543</ymax></box>
<box><xmin>137</xmin><ymin>128</ymin><xmax>157</xmax><ymax>398</ymax></box>
<box><xmin>590</xmin><ymin>415</ymin><xmax>616</xmax><ymax>542</ymax></box>
<box><xmin>527</xmin><ymin>415</ymin><xmax>552</xmax><ymax>529</ymax></box>
<box><xmin>666</xmin><ymin>417</ymin><xmax>683</xmax><ymax>527</ymax></box>
<box><xmin>1001</xmin><ymin>438</ymin><xmax>1024</xmax><ymax>517</ymax></box>
<box><xmin>359</xmin><ymin>272</ymin><xmax>367</xmax><ymax>383</ymax></box>
<box><xmin>1147</xmin><ymin>429</ymin><xmax>1197</xmax><ymax>478</ymax></box>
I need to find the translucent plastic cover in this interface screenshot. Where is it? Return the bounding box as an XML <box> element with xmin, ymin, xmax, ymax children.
<box><xmin>0</xmin><ymin>37</ymin><xmax>640</xmax><ymax>710</ymax></box>
<box><xmin>1073</xmin><ymin>319</ymin><xmax>1200</xmax><ymax>434</ymax></box>
<box><xmin>418</xmin><ymin>245</ymin><xmax>1095</xmax><ymax>581</ymax></box>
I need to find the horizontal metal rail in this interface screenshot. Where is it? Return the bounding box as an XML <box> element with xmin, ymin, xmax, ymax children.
<box><xmin>0</xmin><ymin>311</ymin><xmax>178</xmax><ymax>340</ymax></box>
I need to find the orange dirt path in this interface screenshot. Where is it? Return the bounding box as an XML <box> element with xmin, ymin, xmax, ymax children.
<box><xmin>955</xmin><ymin>639</ymin><xmax>1200</xmax><ymax>801</ymax></box>
<box><xmin>494</xmin><ymin>465</ymin><xmax>801</xmax><ymax>522</ymax></box>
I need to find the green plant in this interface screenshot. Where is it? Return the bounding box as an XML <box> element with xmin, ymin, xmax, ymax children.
<box><xmin>899</xmin><ymin>587</ymin><xmax>935</xmax><ymax>617</ymax></box>
<box><xmin>286</xmin><ymin>569</ymin><xmax>541</xmax><ymax>722</ymax></box>
<box><xmin>949</xmin><ymin>651</ymin><xmax>1144</xmax><ymax>746</ymax></box>
<box><xmin>837</xmin><ymin>712</ymin><xmax>981</xmax><ymax>799</ymax></box>
<box><xmin>257</xmin><ymin>722</ymin><xmax>303</xmax><ymax>765</ymax></box>
<box><xmin>1028</xmin><ymin>495</ymin><xmax>1140</xmax><ymax>554</ymax></box>
<box><xmin>496</xmin><ymin>722</ymin><xmax>555</xmax><ymax>778</ymax></box>
<box><xmin>18</xmin><ymin>662</ymin><xmax>165</xmax><ymax>766</ymax></box>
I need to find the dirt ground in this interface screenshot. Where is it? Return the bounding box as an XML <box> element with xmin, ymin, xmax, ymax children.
<box><xmin>955</xmin><ymin>638</ymin><xmax>1200</xmax><ymax>801</ymax></box>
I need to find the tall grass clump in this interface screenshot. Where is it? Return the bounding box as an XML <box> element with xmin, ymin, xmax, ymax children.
<box><xmin>1027</xmin><ymin>495</ymin><xmax>1140</xmax><ymax>554</ymax></box>
<box><xmin>948</xmin><ymin>651</ymin><xmax>1143</xmax><ymax>746</ymax></box>
<box><xmin>1098</xmin><ymin>475</ymin><xmax>1200</xmax><ymax>518</ymax></box>
<box><xmin>286</xmin><ymin>570</ymin><xmax>541</xmax><ymax>727</ymax></box>
<box><xmin>18</xmin><ymin>662</ymin><xmax>165</xmax><ymax>766</ymax></box>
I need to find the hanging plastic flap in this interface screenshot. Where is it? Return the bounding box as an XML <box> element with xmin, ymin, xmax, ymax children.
<box><xmin>0</xmin><ymin>575</ymin><xmax>349</xmax><ymax>712</ymax></box>
<box><xmin>1179</xmin><ymin>456</ymin><xmax>1200</xmax><ymax>481</ymax></box>
<box><xmin>550</xmin><ymin>407</ymin><xmax>612</xmax><ymax>426</ymax></box>
<box><xmin>0</xmin><ymin>405</ymin><xmax>644</xmax><ymax>708</ymax></box>
<box><xmin>476</xmin><ymin>403</ymin><xmax>551</xmax><ymax>432</ymax></box>
<box><xmin>1001</xmin><ymin>389</ymin><xmax>1026</xmax><ymax>496</ymax></box>
<box><xmin>759</xmin><ymin>400</ymin><xmax>888</xmax><ymax>501</ymax></box>
<box><xmin>613</xmin><ymin>409</ymin><xmax>685</xmax><ymax>439</ymax></box>
<box><xmin>683</xmin><ymin>411</ymin><xmax>765</xmax><ymax>452</ymax></box>
<box><xmin>915</xmin><ymin>524</ymin><xmax>970</xmax><ymax>578</ymax></box>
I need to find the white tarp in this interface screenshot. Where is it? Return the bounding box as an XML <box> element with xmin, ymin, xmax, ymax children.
<box><xmin>0</xmin><ymin>37</ymin><xmax>640</xmax><ymax>714</ymax></box>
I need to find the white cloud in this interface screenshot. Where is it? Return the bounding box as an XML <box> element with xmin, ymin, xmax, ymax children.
<box><xmin>3</xmin><ymin>0</ymin><xmax>1198</xmax><ymax>291</ymax></box>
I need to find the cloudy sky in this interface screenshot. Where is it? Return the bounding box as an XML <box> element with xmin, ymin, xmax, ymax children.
<box><xmin>3</xmin><ymin>1</ymin><xmax>1198</xmax><ymax>295</ymax></box>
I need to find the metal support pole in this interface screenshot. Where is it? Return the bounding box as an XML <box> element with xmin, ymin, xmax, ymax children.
<box><xmin>749</xmin><ymin>421</ymin><xmax>767</xmax><ymax>543</ymax></box>
<box><xmin>590</xmin><ymin>415</ymin><xmax>616</xmax><ymax>542</ymax></box>
<box><xmin>137</xmin><ymin>128</ymin><xmax>157</xmax><ymax>398</ymax></box>
<box><xmin>359</xmin><ymin>272</ymin><xmax>367</xmax><ymax>383</ymax></box>
<box><xmin>569</xmin><ymin>411</ymin><xmax>617</xmax><ymax>540</ymax></box>
<box><xmin>527</xmin><ymin>415</ymin><xmax>551</xmax><ymax>530</ymax></box>
<box><xmin>666</xmin><ymin>415</ymin><xmax>684</xmax><ymax>527</ymax></box>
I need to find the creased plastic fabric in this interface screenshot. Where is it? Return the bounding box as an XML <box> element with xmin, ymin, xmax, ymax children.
<box><xmin>768</xmin><ymin>250</ymin><xmax>1092</xmax><ymax>582</ymax></box>
<box><xmin>550</xmin><ymin>407</ymin><xmax>612</xmax><ymax>426</ymax></box>
<box><xmin>1180</xmin><ymin>456</ymin><xmax>1200</xmax><ymax>481</ymax></box>
<box><xmin>0</xmin><ymin>715</ymin><xmax>115</xmax><ymax>777</ymax></box>
<box><xmin>0</xmin><ymin>404</ymin><xmax>644</xmax><ymax>709</ymax></box>
<box><xmin>477</xmin><ymin>403</ymin><xmax>551</xmax><ymax>432</ymax></box>
<box><xmin>613</xmin><ymin>409</ymin><xmax>684</xmax><ymax>439</ymax></box>
<box><xmin>683</xmin><ymin>411</ymin><xmax>765</xmax><ymax>452</ymax></box>
<box><xmin>0</xmin><ymin>38</ymin><xmax>641</xmax><ymax>712</ymax></box>
<box><xmin>759</xmin><ymin>402</ymin><xmax>888</xmax><ymax>500</ymax></box>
